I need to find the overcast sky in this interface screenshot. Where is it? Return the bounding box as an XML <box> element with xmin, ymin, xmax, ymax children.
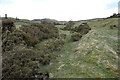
<box><xmin>0</xmin><ymin>0</ymin><xmax>119</xmax><ymax>21</ymax></box>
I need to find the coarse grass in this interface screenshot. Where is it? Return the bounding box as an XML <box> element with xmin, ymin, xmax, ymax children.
<box><xmin>38</xmin><ymin>20</ymin><xmax>118</xmax><ymax>78</ymax></box>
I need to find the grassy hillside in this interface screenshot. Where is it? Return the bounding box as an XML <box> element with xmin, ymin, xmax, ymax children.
<box><xmin>2</xmin><ymin>17</ymin><xmax>119</xmax><ymax>78</ymax></box>
<box><xmin>39</xmin><ymin>18</ymin><xmax>119</xmax><ymax>78</ymax></box>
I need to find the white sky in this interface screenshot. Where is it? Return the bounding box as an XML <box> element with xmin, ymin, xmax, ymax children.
<box><xmin>0</xmin><ymin>0</ymin><xmax>119</xmax><ymax>21</ymax></box>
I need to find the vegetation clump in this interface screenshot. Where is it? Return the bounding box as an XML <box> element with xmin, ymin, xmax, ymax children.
<box><xmin>2</xmin><ymin>19</ymin><xmax>64</xmax><ymax>79</ymax></box>
<box><xmin>73</xmin><ymin>23</ymin><xmax>91</xmax><ymax>34</ymax></box>
<box><xmin>2</xmin><ymin>45</ymin><xmax>49</xmax><ymax>78</ymax></box>
<box><xmin>71</xmin><ymin>33</ymin><xmax>82</xmax><ymax>41</ymax></box>
<box><xmin>63</xmin><ymin>23</ymin><xmax>91</xmax><ymax>35</ymax></box>
<box><xmin>66</xmin><ymin>20</ymin><xmax>75</xmax><ymax>27</ymax></box>
<box><xmin>110</xmin><ymin>25</ymin><xmax>117</xmax><ymax>29</ymax></box>
<box><xmin>59</xmin><ymin>34</ymin><xmax>67</xmax><ymax>39</ymax></box>
<box><xmin>44</xmin><ymin>39</ymin><xmax>65</xmax><ymax>52</ymax></box>
<box><xmin>63</xmin><ymin>22</ymin><xmax>91</xmax><ymax>41</ymax></box>
<box><xmin>2</xmin><ymin>29</ymin><xmax>39</xmax><ymax>52</ymax></box>
<box><xmin>2</xmin><ymin>19</ymin><xmax>15</xmax><ymax>33</ymax></box>
<box><xmin>20</xmin><ymin>23</ymin><xmax>59</xmax><ymax>41</ymax></box>
<box><xmin>109</xmin><ymin>13</ymin><xmax>120</xmax><ymax>18</ymax></box>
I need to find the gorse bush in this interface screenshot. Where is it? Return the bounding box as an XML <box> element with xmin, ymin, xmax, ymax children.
<box><xmin>63</xmin><ymin>23</ymin><xmax>91</xmax><ymax>35</ymax></box>
<box><xmin>71</xmin><ymin>33</ymin><xmax>82</xmax><ymax>41</ymax></box>
<box><xmin>2</xmin><ymin>19</ymin><xmax>15</xmax><ymax>33</ymax></box>
<box><xmin>43</xmin><ymin>39</ymin><xmax>65</xmax><ymax>52</ymax></box>
<box><xmin>63</xmin><ymin>23</ymin><xmax>91</xmax><ymax>42</ymax></box>
<box><xmin>34</xmin><ymin>38</ymin><xmax>65</xmax><ymax>66</ymax></box>
<box><xmin>23</xmin><ymin>33</ymin><xmax>39</xmax><ymax>47</ymax></box>
<box><xmin>73</xmin><ymin>23</ymin><xmax>91</xmax><ymax>34</ymax></box>
<box><xmin>66</xmin><ymin>20</ymin><xmax>75</xmax><ymax>27</ymax></box>
<box><xmin>2</xmin><ymin>30</ymin><xmax>24</xmax><ymax>52</ymax></box>
<box><xmin>2</xmin><ymin>29</ymin><xmax>39</xmax><ymax>52</ymax></box>
<box><xmin>36</xmin><ymin>38</ymin><xmax>65</xmax><ymax>54</ymax></box>
<box><xmin>20</xmin><ymin>23</ymin><xmax>59</xmax><ymax>41</ymax></box>
<box><xmin>2</xmin><ymin>19</ymin><xmax>64</xmax><ymax>79</ymax></box>
<box><xmin>2</xmin><ymin>21</ymin><xmax>59</xmax><ymax>52</ymax></box>
<box><xmin>2</xmin><ymin>20</ymin><xmax>24</xmax><ymax>52</ymax></box>
<box><xmin>2</xmin><ymin>45</ymin><xmax>49</xmax><ymax>78</ymax></box>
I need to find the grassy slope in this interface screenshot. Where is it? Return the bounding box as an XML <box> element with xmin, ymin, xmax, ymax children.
<box><xmin>39</xmin><ymin>18</ymin><xmax>118</xmax><ymax>78</ymax></box>
<box><xmin>13</xmin><ymin>18</ymin><xmax>118</xmax><ymax>78</ymax></box>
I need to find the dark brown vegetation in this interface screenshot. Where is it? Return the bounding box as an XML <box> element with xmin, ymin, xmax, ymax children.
<box><xmin>71</xmin><ymin>33</ymin><xmax>82</xmax><ymax>41</ymax></box>
<box><xmin>109</xmin><ymin>13</ymin><xmax>120</xmax><ymax>18</ymax></box>
<box><xmin>2</xmin><ymin>19</ymin><xmax>15</xmax><ymax>33</ymax></box>
<box><xmin>20</xmin><ymin>23</ymin><xmax>58</xmax><ymax>41</ymax></box>
<box><xmin>110</xmin><ymin>25</ymin><xmax>117</xmax><ymax>29</ymax></box>
<box><xmin>72</xmin><ymin>23</ymin><xmax>91</xmax><ymax>34</ymax></box>
<box><xmin>62</xmin><ymin>23</ymin><xmax>91</xmax><ymax>41</ymax></box>
<box><xmin>2</xmin><ymin>19</ymin><xmax>64</xmax><ymax>79</ymax></box>
<box><xmin>66</xmin><ymin>20</ymin><xmax>75</xmax><ymax>27</ymax></box>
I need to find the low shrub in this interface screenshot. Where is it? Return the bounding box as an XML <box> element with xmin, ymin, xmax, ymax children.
<box><xmin>110</xmin><ymin>25</ymin><xmax>117</xmax><ymax>29</ymax></box>
<box><xmin>20</xmin><ymin>23</ymin><xmax>59</xmax><ymax>41</ymax></box>
<box><xmin>73</xmin><ymin>23</ymin><xmax>91</xmax><ymax>34</ymax></box>
<box><xmin>2</xmin><ymin>29</ymin><xmax>39</xmax><ymax>52</ymax></box>
<box><xmin>43</xmin><ymin>39</ymin><xmax>65</xmax><ymax>52</ymax></box>
<box><xmin>23</xmin><ymin>33</ymin><xmax>39</xmax><ymax>47</ymax></box>
<box><xmin>2</xmin><ymin>19</ymin><xmax>15</xmax><ymax>33</ymax></box>
<box><xmin>2</xmin><ymin>45</ymin><xmax>49</xmax><ymax>78</ymax></box>
<box><xmin>66</xmin><ymin>20</ymin><xmax>75</xmax><ymax>27</ymax></box>
<box><xmin>2</xmin><ymin>19</ymin><xmax>62</xmax><ymax>79</ymax></box>
<box><xmin>60</xmin><ymin>34</ymin><xmax>67</xmax><ymax>39</ymax></box>
<box><xmin>71</xmin><ymin>33</ymin><xmax>82</xmax><ymax>41</ymax></box>
<box><xmin>62</xmin><ymin>23</ymin><xmax>91</xmax><ymax>35</ymax></box>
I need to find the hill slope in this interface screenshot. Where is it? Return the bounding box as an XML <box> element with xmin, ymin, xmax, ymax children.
<box><xmin>2</xmin><ymin>17</ymin><xmax>118</xmax><ymax>78</ymax></box>
<box><xmin>39</xmin><ymin>18</ymin><xmax>119</xmax><ymax>78</ymax></box>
